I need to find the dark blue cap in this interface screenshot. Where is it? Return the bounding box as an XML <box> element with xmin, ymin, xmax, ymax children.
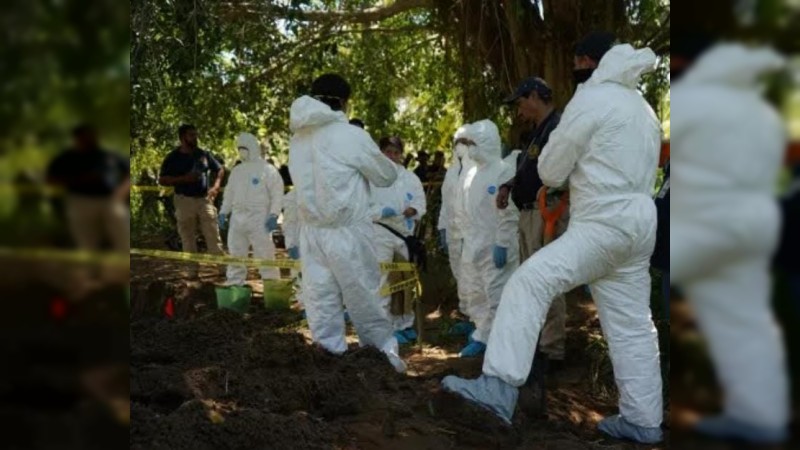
<box><xmin>503</xmin><ymin>77</ymin><xmax>553</xmax><ymax>104</ymax></box>
<box><xmin>575</xmin><ymin>31</ymin><xmax>616</xmax><ymax>63</ymax></box>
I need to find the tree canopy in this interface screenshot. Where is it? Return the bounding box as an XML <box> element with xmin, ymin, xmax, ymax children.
<box><xmin>130</xmin><ymin>0</ymin><xmax>676</xmax><ymax>176</ymax></box>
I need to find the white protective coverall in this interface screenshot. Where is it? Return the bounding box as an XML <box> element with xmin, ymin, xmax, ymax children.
<box><xmin>282</xmin><ymin>189</ymin><xmax>299</xmax><ymax>253</ymax></box>
<box><xmin>482</xmin><ymin>44</ymin><xmax>664</xmax><ymax>429</ymax></box>
<box><xmin>671</xmin><ymin>44</ymin><xmax>789</xmax><ymax>431</ymax></box>
<box><xmin>371</xmin><ymin>165</ymin><xmax>426</xmax><ymax>331</ymax></box>
<box><xmin>282</xmin><ymin>189</ymin><xmax>303</xmax><ymax>306</ymax></box>
<box><xmin>438</xmin><ymin>126</ymin><xmax>475</xmax><ymax>315</ymax></box>
<box><xmin>220</xmin><ymin>133</ymin><xmax>284</xmax><ymax>284</ymax></box>
<box><xmin>288</xmin><ymin>96</ymin><xmax>405</xmax><ymax>372</ymax></box>
<box><xmin>503</xmin><ymin>149</ymin><xmax>522</xmax><ymax>167</ymax></box>
<box><xmin>459</xmin><ymin>120</ymin><xmax>520</xmax><ymax>344</ymax></box>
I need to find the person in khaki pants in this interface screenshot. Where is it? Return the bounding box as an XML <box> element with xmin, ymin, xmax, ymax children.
<box><xmin>47</xmin><ymin>124</ymin><xmax>130</xmax><ymax>287</ymax></box>
<box><xmin>496</xmin><ymin>77</ymin><xmax>568</xmax><ymax>367</ymax></box>
<box><xmin>158</xmin><ymin>124</ymin><xmax>225</xmax><ymax>278</ymax></box>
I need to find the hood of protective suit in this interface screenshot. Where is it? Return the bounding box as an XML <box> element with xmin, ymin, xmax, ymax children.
<box><xmin>587</xmin><ymin>44</ymin><xmax>656</xmax><ymax>88</ymax></box>
<box><xmin>289</xmin><ymin>96</ymin><xmax>348</xmax><ymax>133</ymax></box>
<box><xmin>463</xmin><ymin>120</ymin><xmax>501</xmax><ymax>166</ymax></box>
<box><xmin>454</xmin><ymin>124</ymin><xmax>470</xmax><ymax>141</ymax></box>
<box><xmin>677</xmin><ymin>44</ymin><xmax>785</xmax><ymax>88</ymax></box>
<box><xmin>453</xmin><ymin>124</ymin><xmax>470</xmax><ymax>159</ymax></box>
<box><xmin>236</xmin><ymin>132</ymin><xmax>262</xmax><ymax>162</ymax></box>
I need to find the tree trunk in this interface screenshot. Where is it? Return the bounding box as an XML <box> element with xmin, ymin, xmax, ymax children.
<box><xmin>444</xmin><ymin>0</ymin><xmax>626</xmax><ymax>144</ymax></box>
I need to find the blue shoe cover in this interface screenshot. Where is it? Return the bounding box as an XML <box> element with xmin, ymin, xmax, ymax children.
<box><xmin>598</xmin><ymin>415</ymin><xmax>663</xmax><ymax>444</ymax></box>
<box><xmin>394</xmin><ymin>330</ymin><xmax>411</xmax><ymax>345</ymax></box>
<box><xmin>459</xmin><ymin>341</ymin><xmax>486</xmax><ymax>358</ymax></box>
<box><xmin>401</xmin><ymin>328</ymin><xmax>417</xmax><ymax>341</ymax></box>
<box><xmin>694</xmin><ymin>415</ymin><xmax>788</xmax><ymax>444</ymax></box>
<box><xmin>441</xmin><ymin>374</ymin><xmax>518</xmax><ymax>425</ymax></box>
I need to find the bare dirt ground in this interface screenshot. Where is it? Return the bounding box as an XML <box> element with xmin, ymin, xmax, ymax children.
<box><xmin>130</xmin><ymin>255</ymin><xmax>670</xmax><ymax>450</ymax></box>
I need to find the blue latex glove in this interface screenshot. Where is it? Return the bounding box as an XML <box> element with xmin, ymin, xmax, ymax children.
<box><xmin>266</xmin><ymin>214</ymin><xmax>279</xmax><ymax>232</ymax></box>
<box><xmin>288</xmin><ymin>246</ymin><xmax>300</xmax><ymax>260</ymax></box>
<box><xmin>437</xmin><ymin>229</ymin><xmax>448</xmax><ymax>253</ymax></box>
<box><xmin>400</xmin><ymin>328</ymin><xmax>417</xmax><ymax>342</ymax></box>
<box><xmin>217</xmin><ymin>214</ymin><xmax>228</xmax><ymax>230</ymax></box>
<box><xmin>459</xmin><ymin>341</ymin><xmax>487</xmax><ymax>358</ymax></box>
<box><xmin>380</xmin><ymin>207</ymin><xmax>398</xmax><ymax>219</ymax></box>
<box><xmin>448</xmin><ymin>321</ymin><xmax>474</xmax><ymax>336</ymax></box>
<box><xmin>493</xmin><ymin>246</ymin><xmax>507</xmax><ymax>269</ymax></box>
<box><xmin>394</xmin><ymin>330</ymin><xmax>411</xmax><ymax>345</ymax></box>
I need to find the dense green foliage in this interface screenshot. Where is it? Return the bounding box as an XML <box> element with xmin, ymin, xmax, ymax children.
<box><xmin>131</xmin><ymin>0</ymin><xmax>671</xmax><ymax>178</ymax></box>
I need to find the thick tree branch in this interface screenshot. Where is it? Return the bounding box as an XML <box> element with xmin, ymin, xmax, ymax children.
<box><xmin>221</xmin><ymin>0</ymin><xmax>434</xmax><ymax>24</ymax></box>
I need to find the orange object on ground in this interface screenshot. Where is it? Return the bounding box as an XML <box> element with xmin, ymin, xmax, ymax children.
<box><xmin>538</xmin><ymin>189</ymin><xmax>569</xmax><ymax>245</ymax></box>
<box><xmin>787</xmin><ymin>141</ymin><xmax>800</xmax><ymax>165</ymax></box>
<box><xmin>660</xmin><ymin>141</ymin><xmax>670</xmax><ymax>167</ymax></box>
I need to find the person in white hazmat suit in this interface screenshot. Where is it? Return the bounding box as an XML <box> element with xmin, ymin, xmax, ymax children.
<box><xmin>670</xmin><ymin>40</ymin><xmax>789</xmax><ymax>444</ymax></box>
<box><xmin>288</xmin><ymin>73</ymin><xmax>406</xmax><ymax>373</ymax></box>
<box><xmin>283</xmin><ymin>189</ymin><xmax>300</xmax><ymax>261</ymax></box>
<box><xmin>455</xmin><ymin>120</ymin><xmax>519</xmax><ymax>358</ymax></box>
<box><xmin>436</xmin><ymin>125</ymin><xmax>475</xmax><ymax>329</ymax></box>
<box><xmin>503</xmin><ymin>149</ymin><xmax>522</xmax><ymax>167</ymax></box>
<box><xmin>370</xmin><ymin>136</ymin><xmax>426</xmax><ymax>343</ymax></box>
<box><xmin>282</xmin><ymin>187</ymin><xmax>304</xmax><ymax>309</ymax></box>
<box><xmin>442</xmin><ymin>35</ymin><xmax>664</xmax><ymax>444</ymax></box>
<box><xmin>218</xmin><ymin>133</ymin><xmax>284</xmax><ymax>285</ymax></box>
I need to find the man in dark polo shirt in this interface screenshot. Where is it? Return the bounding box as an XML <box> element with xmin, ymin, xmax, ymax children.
<box><xmin>47</xmin><ymin>124</ymin><xmax>130</xmax><ymax>253</ymax></box>
<box><xmin>496</xmin><ymin>77</ymin><xmax>569</xmax><ymax>367</ymax></box>
<box><xmin>159</xmin><ymin>124</ymin><xmax>225</xmax><ymax>277</ymax></box>
<box><xmin>47</xmin><ymin>124</ymin><xmax>130</xmax><ymax>289</ymax></box>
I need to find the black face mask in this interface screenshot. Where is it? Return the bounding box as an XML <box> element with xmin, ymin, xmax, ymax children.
<box><xmin>572</xmin><ymin>68</ymin><xmax>594</xmax><ymax>85</ymax></box>
<box><xmin>671</xmin><ymin>67</ymin><xmax>686</xmax><ymax>83</ymax></box>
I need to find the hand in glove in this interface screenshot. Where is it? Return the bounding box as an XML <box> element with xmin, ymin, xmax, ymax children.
<box><xmin>493</xmin><ymin>245</ymin><xmax>508</xmax><ymax>269</ymax></box>
<box><xmin>438</xmin><ymin>229</ymin><xmax>448</xmax><ymax>254</ymax></box>
<box><xmin>288</xmin><ymin>246</ymin><xmax>300</xmax><ymax>260</ymax></box>
<box><xmin>218</xmin><ymin>214</ymin><xmax>228</xmax><ymax>231</ymax></box>
<box><xmin>380</xmin><ymin>207</ymin><xmax>398</xmax><ymax>219</ymax></box>
<box><xmin>265</xmin><ymin>214</ymin><xmax>279</xmax><ymax>232</ymax></box>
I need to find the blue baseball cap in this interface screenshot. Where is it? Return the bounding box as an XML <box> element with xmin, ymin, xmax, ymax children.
<box><xmin>503</xmin><ymin>77</ymin><xmax>553</xmax><ymax>104</ymax></box>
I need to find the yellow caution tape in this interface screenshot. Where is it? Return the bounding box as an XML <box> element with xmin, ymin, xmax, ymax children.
<box><xmin>379</xmin><ymin>261</ymin><xmax>417</xmax><ymax>272</ymax></box>
<box><xmin>380</xmin><ymin>277</ymin><xmax>420</xmax><ymax>297</ymax></box>
<box><xmin>130</xmin><ymin>248</ymin><xmax>302</xmax><ymax>270</ymax></box>
<box><xmin>132</xmin><ymin>247</ymin><xmax>421</xmax><ymax>297</ymax></box>
<box><xmin>0</xmin><ymin>184</ymin><xmax>65</xmax><ymax>196</ymax></box>
<box><xmin>0</xmin><ymin>247</ymin><xmax>129</xmax><ymax>266</ymax></box>
<box><xmin>130</xmin><ymin>248</ymin><xmax>417</xmax><ymax>273</ymax></box>
<box><xmin>131</xmin><ymin>185</ymin><xmax>172</xmax><ymax>193</ymax></box>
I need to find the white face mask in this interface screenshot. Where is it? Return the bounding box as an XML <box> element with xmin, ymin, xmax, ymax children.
<box><xmin>467</xmin><ymin>144</ymin><xmax>483</xmax><ymax>162</ymax></box>
<box><xmin>238</xmin><ymin>149</ymin><xmax>249</xmax><ymax>161</ymax></box>
<box><xmin>454</xmin><ymin>143</ymin><xmax>468</xmax><ymax>159</ymax></box>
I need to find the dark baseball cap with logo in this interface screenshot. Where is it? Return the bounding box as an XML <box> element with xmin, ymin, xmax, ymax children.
<box><xmin>503</xmin><ymin>77</ymin><xmax>553</xmax><ymax>104</ymax></box>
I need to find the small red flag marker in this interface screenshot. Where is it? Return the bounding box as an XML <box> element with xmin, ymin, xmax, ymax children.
<box><xmin>164</xmin><ymin>297</ymin><xmax>175</xmax><ymax>319</ymax></box>
<box><xmin>50</xmin><ymin>297</ymin><xmax>68</xmax><ymax>320</ymax></box>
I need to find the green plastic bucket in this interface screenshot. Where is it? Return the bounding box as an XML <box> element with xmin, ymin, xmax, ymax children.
<box><xmin>215</xmin><ymin>285</ymin><xmax>252</xmax><ymax>313</ymax></box>
<box><xmin>262</xmin><ymin>280</ymin><xmax>293</xmax><ymax>310</ymax></box>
